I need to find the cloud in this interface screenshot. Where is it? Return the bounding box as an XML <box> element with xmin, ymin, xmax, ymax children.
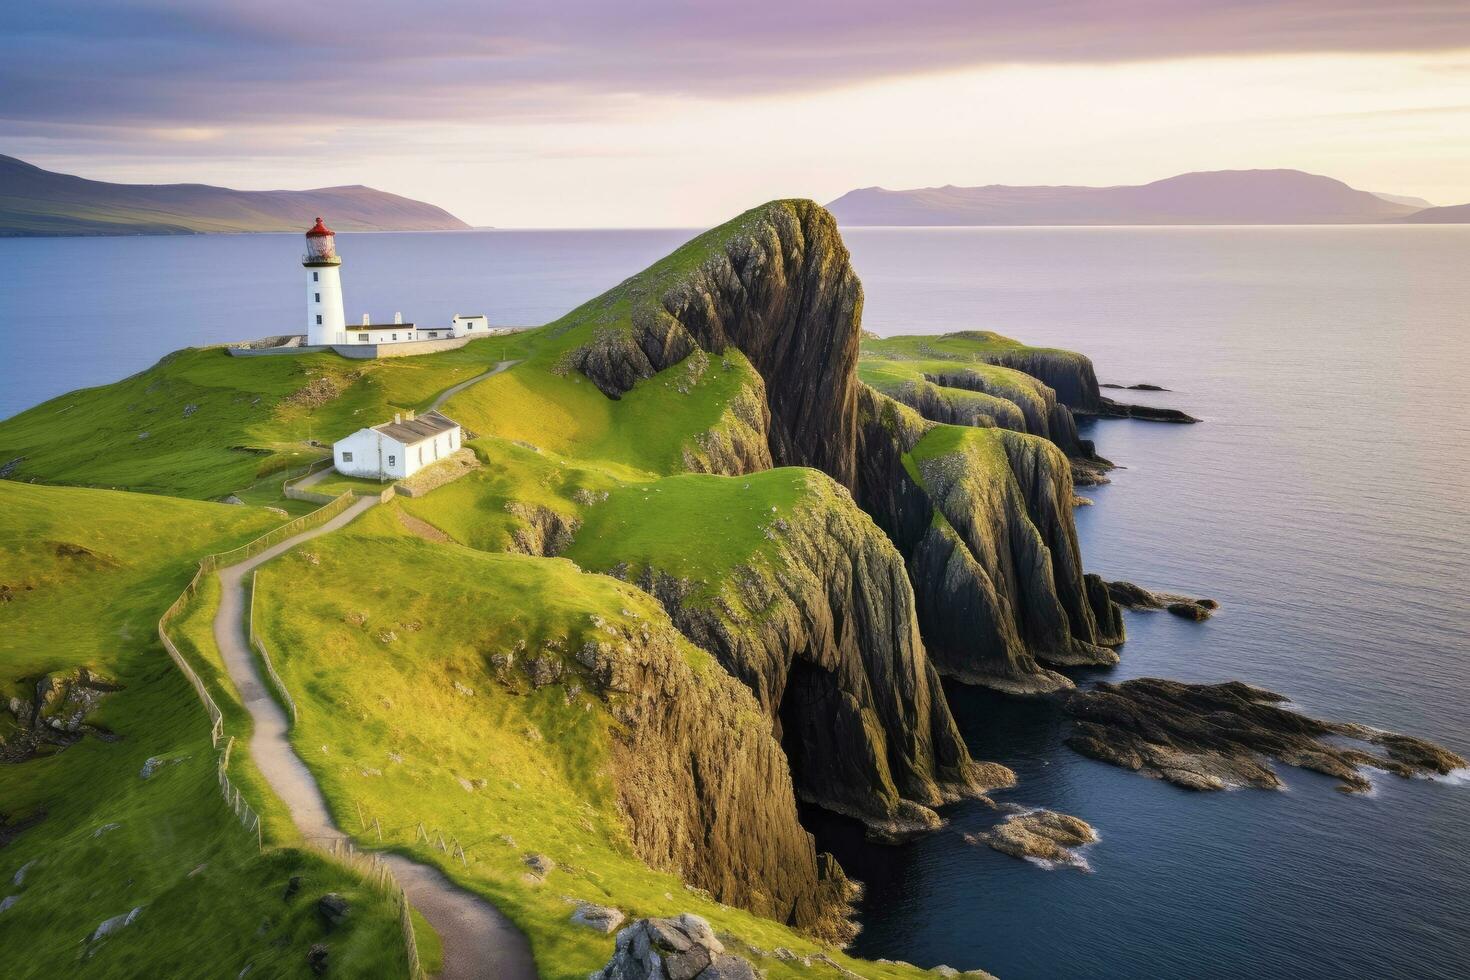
<box><xmin>3</xmin><ymin>0</ymin><xmax>1470</xmax><ymax>132</ymax></box>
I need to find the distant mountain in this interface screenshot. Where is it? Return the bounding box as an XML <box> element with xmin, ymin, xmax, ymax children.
<box><xmin>1373</xmin><ymin>191</ymin><xmax>1434</xmax><ymax>208</ymax></box>
<box><xmin>1393</xmin><ymin>203</ymin><xmax>1470</xmax><ymax>223</ymax></box>
<box><xmin>826</xmin><ymin>170</ymin><xmax>1426</xmax><ymax>226</ymax></box>
<box><xmin>0</xmin><ymin>153</ymin><xmax>470</xmax><ymax>236</ymax></box>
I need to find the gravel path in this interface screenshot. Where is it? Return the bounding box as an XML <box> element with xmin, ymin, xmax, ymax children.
<box><xmin>430</xmin><ymin>359</ymin><xmax>519</xmax><ymax>413</ymax></box>
<box><xmin>212</xmin><ymin>496</ymin><xmax>537</xmax><ymax>978</ymax></box>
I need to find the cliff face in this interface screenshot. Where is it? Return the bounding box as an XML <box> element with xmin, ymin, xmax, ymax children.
<box><xmin>974</xmin><ymin>349</ymin><xmax>1103</xmax><ymax>414</ymax></box>
<box><xmin>570</xmin><ymin>201</ymin><xmax>1123</xmax><ymax>699</ymax></box>
<box><xmin>856</xmin><ymin>387</ymin><xmax>1122</xmax><ymax>694</ymax></box>
<box><xmin>579</xmin><ymin>614</ymin><xmax>856</xmax><ymax>940</ymax></box>
<box><xmin>625</xmin><ymin>476</ymin><xmax>1011</xmax><ymax>837</ymax></box>
<box><xmin>573</xmin><ymin>200</ymin><xmax>864</xmax><ymax>488</ymax></box>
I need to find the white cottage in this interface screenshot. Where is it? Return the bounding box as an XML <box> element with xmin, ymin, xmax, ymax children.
<box><xmin>333</xmin><ymin>410</ymin><xmax>462</xmax><ymax>481</ymax></box>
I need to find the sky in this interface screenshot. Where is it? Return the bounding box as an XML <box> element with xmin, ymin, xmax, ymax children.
<box><xmin>3</xmin><ymin>1</ymin><xmax>1469</xmax><ymax>227</ymax></box>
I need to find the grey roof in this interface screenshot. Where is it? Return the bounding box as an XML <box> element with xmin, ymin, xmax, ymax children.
<box><xmin>354</xmin><ymin>323</ymin><xmax>417</xmax><ymax>330</ymax></box>
<box><xmin>373</xmin><ymin>410</ymin><xmax>459</xmax><ymax>445</ymax></box>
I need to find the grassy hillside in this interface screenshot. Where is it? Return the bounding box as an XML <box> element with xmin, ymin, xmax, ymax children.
<box><xmin>0</xmin><ymin>335</ymin><xmax>535</xmax><ymax>500</ymax></box>
<box><xmin>251</xmin><ymin>504</ymin><xmax>921</xmax><ymax>980</ymax></box>
<box><xmin>0</xmin><ymin>482</ymin><xmax>409</xmax><ymax>978</ymax></box>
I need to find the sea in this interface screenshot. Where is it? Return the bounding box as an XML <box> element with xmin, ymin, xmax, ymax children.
<box><xmin>3</xmin><ymin>225</ymin><xmax>1468</xmax><ymax>979</ymax></box>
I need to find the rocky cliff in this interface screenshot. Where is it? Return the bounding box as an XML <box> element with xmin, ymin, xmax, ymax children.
<box><xmin>620</xmin><ymin>475</ymin><xmax>1012</xmax><ymax>838</ymax></box>
<box><xmin>576</xmin><ymin>611</ymin><xmax>857</xmax><ymax>940</ymax></box>
<box><xmin>856</xmin><ymin>388</ymin><xmax>1121</xmax><ymax>694</ymax></box>
<box><xmin>570</xmin><ymin>202</ymin><xmax>1125</xmax><ymax>698</ymax></box>
<box><xmin>571</xmin><ymin>200</ymin><xmax>863</xmax><ymax>488</ymax></box>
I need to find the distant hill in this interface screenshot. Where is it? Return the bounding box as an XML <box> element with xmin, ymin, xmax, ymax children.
<box><xmin>0</xmin><ymin>153</ymin><xmax>470</xmax><ymax>236</ymax></box>
<box><xmin>826</xmin><ymin>170</ymin><xmax>1429</xmax><ymax>226</ymax></box>
<box><xmin>1394</xmin><ymin>202</ymin><xmax>1470</xmax><ymax>223</ymax></box>
<box><xmin>1373</xmin><ymin>192</ymin><xmax>1434</xmax><ymax>208</ymax></box>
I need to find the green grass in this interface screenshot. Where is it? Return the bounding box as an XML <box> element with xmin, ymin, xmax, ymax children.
<box><xmin>0</xmin><ymin>336</ymin><xmax>538</xmax><ymax>500</ymax></box>
<box><xmin>861</xmin><ymin>329</ymin><xmax>1058</xmax><ymax>361</ymax></box>
<box><xmin>0</xmin><ymin>482</ymin><xmax>409</xmax><ymax>977</ymax></box>
<box><xmin>565</xmin><ymin>469</ymin><xmax>811</xmax><ymax>591</ymax></box>
<box><xmin>252</xmin><ymin>504</ymin><xmax>930</xmax><ymax>980</ymax></box>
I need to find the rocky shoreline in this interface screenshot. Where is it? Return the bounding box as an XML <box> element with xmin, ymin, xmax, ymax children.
<box><xmin>1063</xmin><ymin>677</ymin><xmax>1467</xmax><ymax>793</ymax></box>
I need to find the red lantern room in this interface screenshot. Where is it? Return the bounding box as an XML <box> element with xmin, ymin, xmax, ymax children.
<box><xmin>303</xmin><ymin>216</ymin><xmax>340</xmax><ymax>265</ymax></box>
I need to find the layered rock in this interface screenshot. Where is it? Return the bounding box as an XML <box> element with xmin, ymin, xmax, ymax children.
<box><xmin>625</xmin><ymin>474</ymin><xmax>1011</xmax><ymax>838</ymax></box>
<box><xmin>576</xmin><ymin>613</ymin><xmax>857</xmax><ymax>940</ymax></box>
<box><xmin>856</xmin><ymin>388</ymin><xmax>1122</xmax><ymax>694</ymax></box>
<box><xmin>571</xmin><ymin>200</ymin><xmax>863</xmax><ymax>488</ymax></box>
<box><xmin>1064</xmin><ymin>678</ymin><xmax>1467</xmax><ymax>793</ymax></box>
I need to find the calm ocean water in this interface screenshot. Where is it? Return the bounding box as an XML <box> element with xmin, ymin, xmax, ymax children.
<box><xmin>3</xmin><ymin>225</ymin><xmax>1468</xmax><ymax>978</ymax></box>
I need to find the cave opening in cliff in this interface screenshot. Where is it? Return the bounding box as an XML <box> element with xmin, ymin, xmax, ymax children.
<box><xmin>776</xmin><ymin>655</ymin><xmax>853</xmax><ymax>809</ymax></box>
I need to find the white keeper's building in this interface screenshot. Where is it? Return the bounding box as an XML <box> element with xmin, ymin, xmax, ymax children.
<box><xmin>333</xmin><ymin>410</ymin><xmax>462</xmax><ymax>481</ymax></box>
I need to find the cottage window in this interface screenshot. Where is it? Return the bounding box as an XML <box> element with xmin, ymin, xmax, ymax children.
<box><xmin>315</xmin><ymin>315</ymin><xmax>323</xmax><ymax>325</ymax></box>
<box><xmin>392</xmin><ymin>333</ymin><xmax>398</xmax><ymax>341</ymax></box>
<box><xmin>341</xmin><ymin>451</ymin><xmax>353</xmax><ymax>463</ymax></box>
<box><xmin>358</xmin><ymin>333</ymin><xmax>369</xmax><ymax>341</ymax></box>
<box><xmin>388</xmin><ymin>455</ymin><xmax>396</xmax><ymax>467</ymax></box>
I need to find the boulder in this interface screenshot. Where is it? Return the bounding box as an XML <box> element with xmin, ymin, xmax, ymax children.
<box><xmin>316</xmin><ymin>893</ymin><xmax>350</xmax><ymax>929</ymax></box>
<box><xmin>591</xmin><ymin>914</ymin><xmax>758</xmax><ymax>980</ymax></box>
<box><xmin>89</xmin><ymin>905</ymin><xmax>143</xmax><ymax>942</ymax></box>
<box><xmin>307</xmin><ymin>943</ymin><xmax>329</xmax><ymax>975</ymax></box>
<box><xmin>570</xmin><ymin>902</ymin><xmax>625</xmax><ymax>934</ymax></box>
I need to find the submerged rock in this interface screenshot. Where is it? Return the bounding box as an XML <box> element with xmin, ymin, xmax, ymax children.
<box><xmin>1106</xmin><ymin>580</ymin><xmax>1217</xmax><ymax>620</ymax></box>
<box><xmin>1093</xmin><ymin>397</ymin><xmax>1199</xmax><ymax>423</ymax></box>
<box><xmin>966</xmin><ymin>810</ymin><xmax>1097</xmax><ymax>869</ymax></box>
<box><xmin>590</xmin><ymin>914</ymin><xmax>757</xmax><ymax>980</ymax></box>
<box><xmin>1064</xmin><ymin>677</ymin><xmax>1467</xmax><ymax>793</ymax></box>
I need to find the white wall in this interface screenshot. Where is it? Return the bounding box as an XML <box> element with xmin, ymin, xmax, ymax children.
<box><xmin>334</xmin><ymin>425</ymin><xmax>461</xmax><ymax>480</ymax></box>
<box><xmin>306</xmin><ymin>264</ymin><xmax>346</xmax><ymax>345</ymax></box>
<box><xmin>333</xmin><ymin>428</ymin><xmax>409</xmax><ymax>480</ymax></box>
<box><xmin>452</xmin><ymin>314</ymin><xmax>488</xmax><ymax>338</ymax></box>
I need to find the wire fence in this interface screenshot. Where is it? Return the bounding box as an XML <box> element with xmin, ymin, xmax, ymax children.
<box><xmin>155</xmin><ymin>490</ymin><xmax>425</xmax><ymax>977</ymax></box>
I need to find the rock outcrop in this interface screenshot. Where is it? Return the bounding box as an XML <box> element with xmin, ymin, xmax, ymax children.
<box><xmin>591</xmin><ymin>914</ymin><xmax>757</xmax><ymax>980</ymax></box>
<box><xmin>1064</xmin><ymin>678</ymin><xmax>1467</xmax><ymax>793</ymax></box>
<box><xmin>2</xmin><ymin>667</ymin><xmax>121</xmax><ymax>763</ymax></box>
<box><xmin>966</xmin><ymin>809</ymin><xmax>1098</xmax><ymax>869</ymax></box>
<box><xmin>627</xmin><ymin>474</ymin><xmax>1012</xmax><ymax>839</ymax></box>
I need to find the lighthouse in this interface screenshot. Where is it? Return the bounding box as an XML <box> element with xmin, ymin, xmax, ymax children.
<box><xmin>303</xmin><ymin>217</ymin><xmax>346</xmax><ymax>345</ymax></box>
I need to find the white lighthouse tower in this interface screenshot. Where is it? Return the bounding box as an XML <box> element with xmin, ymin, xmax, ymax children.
<box><xmin>303</xmin><ymin>217</ymin><xmax>346</xmax><ymax>345</ymax></box>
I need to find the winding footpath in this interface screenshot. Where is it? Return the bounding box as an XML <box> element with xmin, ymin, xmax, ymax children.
<box><xmin>211</xmin><ymin>496</ymin><xmax>537</xmax><ymax>979</ymax></box>
<box><xmin>429</xmin><ymin>358</ymin><xmax>519</xmax><ymax>413</ymax></box>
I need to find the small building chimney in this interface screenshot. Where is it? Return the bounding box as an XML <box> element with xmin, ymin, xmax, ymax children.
<box><xmin>362</xmin><ymin>313</ymin><xmax>370</xmax><ymax>325</ymax></box>
<box><xmin>394</xmin><ymin>413</ymin><xmax>401</xmax><ymax>424</ymax></box>
<box><xmin>393</xmin><ymin>312</ymin><xmax>403</xmax><ymax>324</ymax></box>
